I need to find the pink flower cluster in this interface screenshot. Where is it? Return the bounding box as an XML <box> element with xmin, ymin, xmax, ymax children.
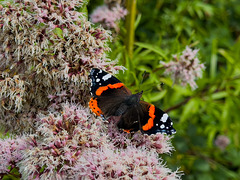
<box><xmin>90</xmin><ymin>4</ymin><xmax>127</xmax><ymax>31</ymax></box>
<box><xmin>0</xmin><ymin>103</ymin><xmax>181</xmax><ymax>179</ymax></box>
<box><xmin>0</xmin><ymin>137</ymin><xmax>31</xmax><ymax>176</ymax></box>
<box><xmin>215</xmin><ymin>135</ymin><xmax>230</xmax><ymax>151</ymax></box>
<box><xmin>0</xmin><ymin>0</ymin><xmax>123</xmax><ymax>133</ymax></box>
<box><xmin>73</xmin><ymin>146</ymin><xmax>180</xmax><ymax>179</ymax></box>
<box><xmin>161</xmin><ymin>46</ymin><xmax>205</xmax><ymax>90</ymax></box>
<box><xmin>17</xmin><ymin>104</ymin><xmax>106</xmax><ymax>179</ymax></box>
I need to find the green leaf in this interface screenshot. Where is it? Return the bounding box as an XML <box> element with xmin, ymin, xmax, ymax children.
<box><xmin>145</xmin><ymin>90</ymin><xmax>167</xmax><ymax>102</ymax></box>
<box><xmin>136</xmin><ymin>65</ymin><xmax>152</xmax><ymax>72</ymax></box>
<box><xmin>180</xmin><ymin>98</ymin><xmax>199</xmax><ymax>123</ymax></box>
<box><xmin>206</xmin><ymin>126</ymin><xmax>217</xmax><ymax>147</ymax></box>
<box><xmin>2</xmin><ymin>175</ymin><xmax>20</xmax><ymax>180</ymax></box>
<box><xmin>134</xmin><ymin>42</ymin><xmax>168</xmax><ymax>60</ymax></box>
<box><xmin>134</xmin><ymin>13</ymin><xmax>142</xmax><ymax>29</ymax></box>
<box><xmin>53</xmin><ymin>28</ymin><xmax>64</xmax><ymax>39</ymax></box>
<box><xmin>196</xmin><ymin>173</ymin><xmax>213</xmax><ymax>180</ymax></box>
<box><xmin>193</xmin><ymin>159</ymin><xmax>210</xmax><ymax>172</ymax></box>
<box><xmin>210</xmin><ymin>91</ymin><xmax>228</xmax><ymax>100</ymax></box>
<box><xmin>218</xmin><ymin>49</ymin><xmax>235</xmax><ymax>64</ymax></box>
<box><xmin>210</xmin><ymin>39</ymin><xmax>218</xmax><ymax>79</ymax></box>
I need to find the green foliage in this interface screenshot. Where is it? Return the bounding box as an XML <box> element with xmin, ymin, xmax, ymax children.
<box><xmin>2</xmin><ymin>167</ymin><xmax>20</xmax><ymax>180</ymax></box>
<box><xmin>90</xmin><ymin>0</ymin><xmax>240</xmax><ymax>179</ymax></box>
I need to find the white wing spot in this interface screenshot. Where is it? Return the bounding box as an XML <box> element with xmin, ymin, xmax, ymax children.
<box><xmin>156</xmin><ymin>124</ymin><xmax>158</xmax><ymax>126</ymax></box>
<box><xmin>96</xmin><ymin>78</ymin><xmax>100</xmax><ymax>82</ymax></box>
<box><xmin>102</xmin><ymin>74</ymin><xmax>112</xmax><ymax>81</ymax></box>
<box><xmin>99</xmin><ymin>70</ymin><xmax>102</xmax><ymax>73</ymax></box>
<box><xmin>160</xmin><ymin>124</ymin><xmax>165</xmax><ymax>129</ymax></box>
<box><xmin>160</xmin><ymin>113</ymin><xmax>168</xmax><ymax>123</ymax></box>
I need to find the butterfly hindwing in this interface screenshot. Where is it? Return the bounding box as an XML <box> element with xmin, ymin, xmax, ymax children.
<box><xmin>117</xmin><ymin>101</ymin><xmax>176</xmax><ymax>135</ymax></box>
<box><xmin>139</xmin><ymin>101</ymin><xmax>176</xmax><ymax>135</ymax></box>
<box><xmin>117</xmin><ymin>103</ymin><xmax>143</xmax><ymax>132</ymax></box>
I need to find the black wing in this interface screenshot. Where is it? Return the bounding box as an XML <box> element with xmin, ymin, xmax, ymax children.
<box><xmin>139</xmin><ymin>101</ymin><xmax>176</xmax><ymax>135</ymax></box>
<box><xmin>89</xmin><ymin>68</ymin><xmax>132</xmax><ymax>117</ymax></box>
<box><xmin>117</xmin><ymin>103</ymin><xmax>143</xmax><ymax>132</ymax></box>
<box><xmin>118</xmin><ymin>101</ymin><xmax>176</xmax><ymax>135</ymax></box>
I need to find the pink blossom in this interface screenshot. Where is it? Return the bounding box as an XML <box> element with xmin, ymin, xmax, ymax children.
<box><xmin>0</xmin><ymin>137</ymin><xmax>31</xmax><ymax>174</ymax></box>
<box><xmin>215</xmin><ymin>135</ymin><xmax>230</xmax><ymax>150</ymax></box>
<box><xmin>17</xmin><ymin>104</ymin><xmax>107</xmax><ymax>179</ymax></box>
<box><xmin>71</xmin><ymin>146</ymin><xmax>181</xmax><ymax>179</ymax></box>
<box><xmin>90</xmin><ymin>4</ymin><xmax>127</xmax><ymax>31</ymax></box>
<box><xmin>161</xmin><ymin>46</ymin><xmax>205</xmax><ymax>90</ymax></box>
<box><xmin>6</xmin><ymin>103</ymin><xmax>180</xmax><ymax>179</ymax></box>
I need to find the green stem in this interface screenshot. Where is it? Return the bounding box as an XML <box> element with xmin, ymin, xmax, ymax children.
<box><xmin>125</xmin><ymin>0</ymin><xmax>137</xmax><ymax>62</ymax></box>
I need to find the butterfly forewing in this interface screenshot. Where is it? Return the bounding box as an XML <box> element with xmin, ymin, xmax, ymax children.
<box><xmin>89</xmin><ymin>68</ymin><xmax>132</xmax><ymax>117</ymax></box>
<box><xmin>90</xmin><ymin>68</ymin><xmax>123</xmax><ymax>97</ymax></box>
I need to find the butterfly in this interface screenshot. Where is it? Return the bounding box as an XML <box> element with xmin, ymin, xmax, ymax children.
<box><xmin>89</xmin><ymin>68</ymin><xmax>176</xmax><ymax>135</ymax></box>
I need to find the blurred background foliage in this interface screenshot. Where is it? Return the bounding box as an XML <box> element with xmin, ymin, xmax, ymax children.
<box><xmin>88</xmin><ymin>0</ymin><xmax>240</xmax><ymax>179</ymax></box>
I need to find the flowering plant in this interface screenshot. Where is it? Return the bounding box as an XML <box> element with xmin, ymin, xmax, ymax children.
<box><xmin>0</xmin><ymin>0</ymin><xmax>181</xmax><ymax>179</ymax></box>
<box><xmin>0</xmin><ymin>0</ymin><xmax>121</xmax><ymax>133</ymax></box>
<box><xmin>161</xmin><ymin>46</ymin><xmax>205</xmax><ymax>90</ymax></box>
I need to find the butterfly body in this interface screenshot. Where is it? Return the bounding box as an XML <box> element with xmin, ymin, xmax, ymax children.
<box><xmin>89</xmin><ymin>68</ymin><xmax>176</xmax><ymax>135</ymax></box>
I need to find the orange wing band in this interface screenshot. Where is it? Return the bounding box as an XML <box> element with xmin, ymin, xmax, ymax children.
<box><xmin>96</xmin><ymin>83</ymin><xmax>124</xmax><ymax>96</ymax></box>
<box><xmin>123</xmin><ymin>129</ymin><xmax>133</xmax><ymax>133</ymax></box>
<box><xmin>89</xmin><ymin>98</ymin><xmax>103</xmax><ymax>116</ymax></box>
<box><xmin>142</xmin><ymin>105</ymin><xmax>156</xmax><ymax>131</ymax></box>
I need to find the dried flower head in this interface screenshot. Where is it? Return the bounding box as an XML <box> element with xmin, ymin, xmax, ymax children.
<box><xmin>0</xmin><ymin>0</ymin><xmax>122</xmax><ymax>133</ymax></box>
<box><xmin>90</xmin><ymin>4</ymin><xmax>127</xmax><ymax>32</ymax></box>
<box><xmin>161</xmin><ymin>46</ymin><xmax>205</xmax><ymax>90</ymax></box>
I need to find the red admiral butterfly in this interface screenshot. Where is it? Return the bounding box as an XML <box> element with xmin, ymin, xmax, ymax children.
<box><xmin>89</xmin><ymin>68</ymin><xmax>176</xmax><ymax>135</ymax></box>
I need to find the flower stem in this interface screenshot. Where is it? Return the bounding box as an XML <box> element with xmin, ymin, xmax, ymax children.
<box><xmin>125</xmin><ymin>0</ymin><xmax>137</xmax><ymax>61</ymax></box>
